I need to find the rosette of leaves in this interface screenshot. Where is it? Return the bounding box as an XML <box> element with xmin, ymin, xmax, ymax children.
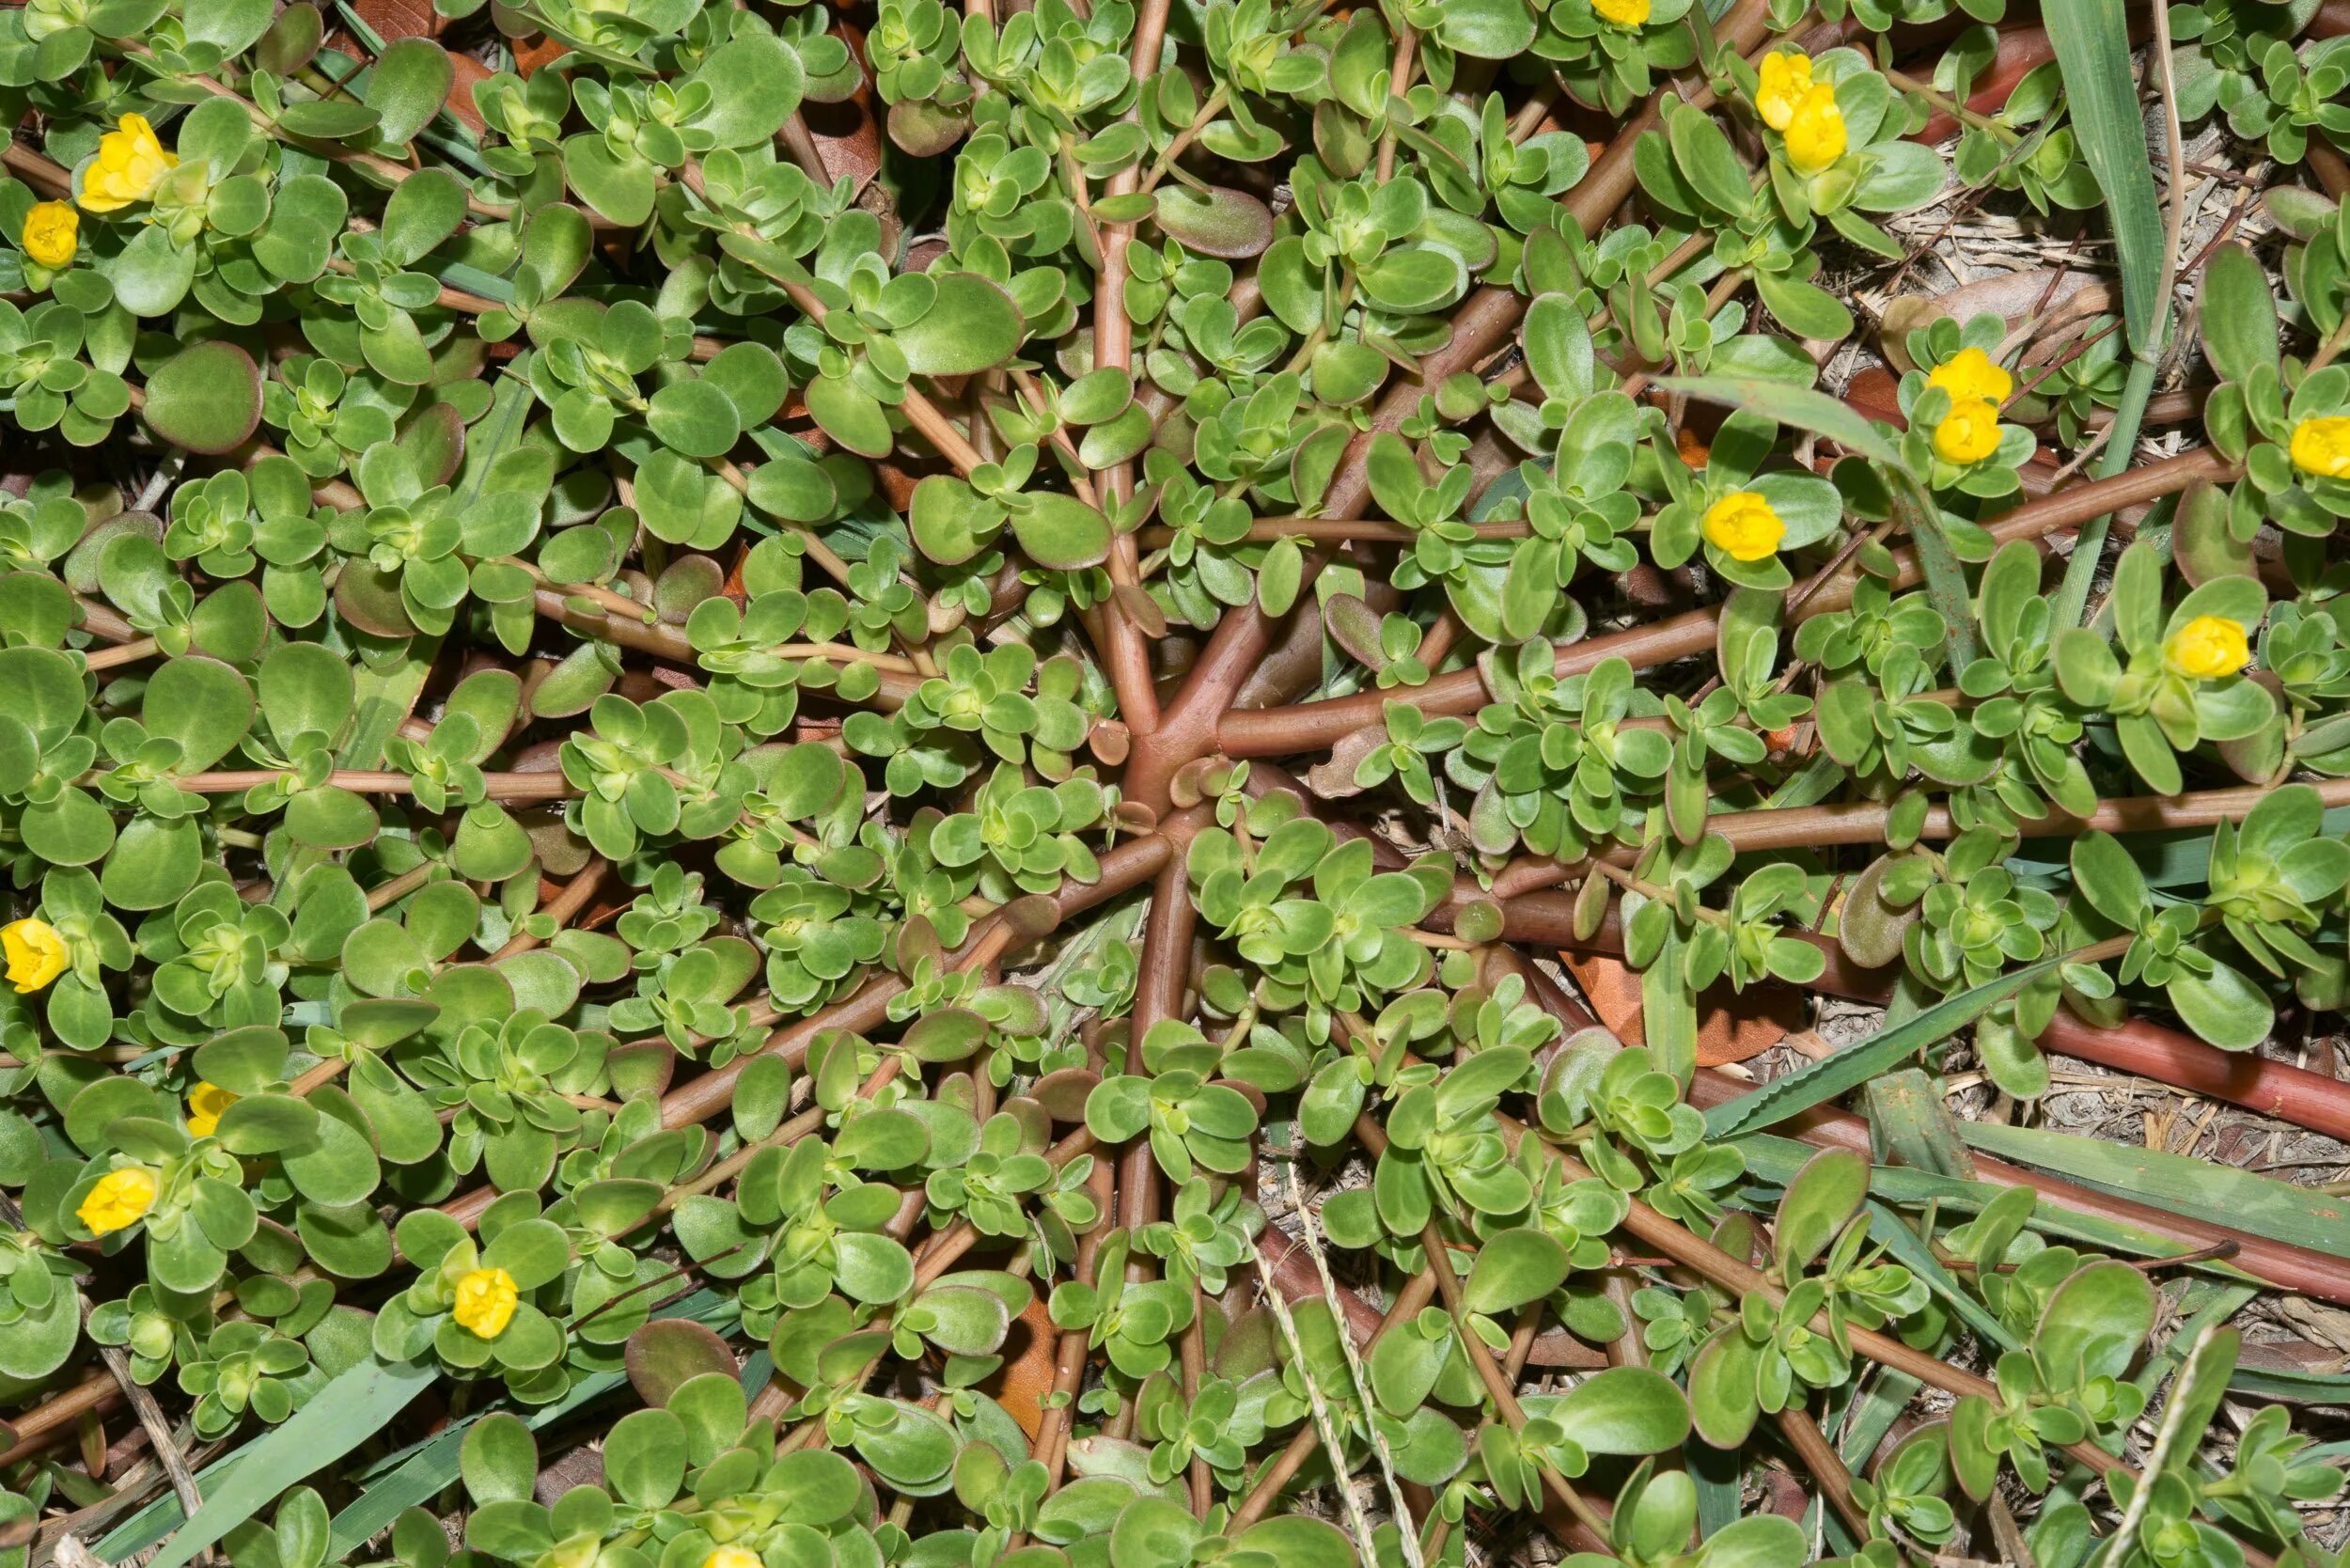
<box><xmin>1480</xmin><ymin>1365</ymin><xmax>1696</xmax><ymax>1521</ymax></box>
<box><xmin>1083</xmin><ymin>1020</ymin><xmax>1261</xmax><ymax>1184</ymax></box>
<box><xmin>2200</xmin><ymin>241</ymin><xmax>2350</xmax><ymax>547</ymax></box>
<box><xmin>1135</xmin><ymin>1372</ymin><xmax>1263</xmax><ymax>1489</ymax></box>
<box><xmin>84</xmin><ymin>1282</ymin><xmax>196</xmax><ymax>1388</ymax></box>
<box><xmin>1258</xmin><ymin>168</ymin><xmax>1481</xmax><ymax>345</ymax></box>
<box><xmin>1901</xmin><ymin>826</ymin><xmax>2062</xmax><ymax>991</ymax></box>
<box><xmin>676</xmin><ymin>1114</ymin><xmax>927</xmax><ymax>1321</ymax></box>
<box><xmin>1543</xmin><ymin>1036</ymin><xmax>1709</xmax><ymax>1184</ymax></box>
<box><xmin>0</xmin><ymin>645</ymin><xmax>118</xmax><ymax>876</ymax></box>
<box><xmin>0</xmin><ymin>293</ymin><xmax>133</xmax><ymax>447</ymax></box>
<box><xmin>928</xmin><ymin>1104</ymin><xmax>1096</xmax><ymax>1239</ymax></box>
<box><xmin>550</xmin><ymin>29</ymin><xmax>804</xmax><ymax>225</ymax></box>
<box><xmin>136</xmin><ymin>879</ymin><xmax>292</xmax><ymax>1034</ymax></box>
<box><xmin>1186</xmin><ymin>801</ymin><xmax>1443</xmax><ymax>1026</ymax></box>
<box><xmin>558</xmin><ymin>690</ymin><xmax>749</xmax><ymax>861</ymax></box>
<box><xmin>411</xmin><ymin>1009</ymin><xmax>608</xmax><ymax>1192</ymax></box>
<box><xmin>1653</xmin><ymin>411</ymin><xmax>1846</xmax><ymax>588</ymax></box>
<box><xmin>378</xmin><ymin>1211</ymin><xmax>575</xmax><ymax>1400</ymax></box>
<box><xmin>1524</xmin><ymin>0</ymin><xmax>1698</xmax><ymax>116</ymax></box>
<box><xmin>1358</xmin><ymin>1043</ymin><xmax>1533</xmax><ymax>1233</ymax></box>
<box><xmin>1947</xmin><ymin>1260</ymin><xmax>2155</xmax><ymax>1497</ymax></box>
<box><xmin>1920</xmin><ymin>36</ymin><xmax>2094</xmax><ymax>212</ymax></box>
<box><xmin>1373</xmin><ymin>432</ymin><xmax>1550</xmax><ymax>645</ymax></box>
<box><xmin>1794</xmin><ymin>569</ymin><xmax>1949</xmax><ymax>678</ymax></box>
<box><xmin>746</xmin><ymin>863</ymin><xmax>889</xmax><ymax>1011</ymax></box>
<box><xmin>1660</xmin><ymin>589</ymin><xmax>1813</xmax><ymax>840</ymax></box>
<box><xmin>1137</xmin><ymin>1179</ymin><xmax>1261</xmax><ymax>1295</ymax></box>
<box><xmin>11</xmin><ymin>867</ymin><xmax>130</xmax><ymax>1048</ymax></box>
<box><xmin>720</xmin><ymin>739</ymin><xmax>870</xmax><ymax>890</ymax></box>
<box><xmin>607</xmin><ymin>935</ymin><xmax>762</xmax><ymax>1060</ymax></box>
<box><xmin>58</xmin><ymin>1120</ymin><xmax>257</xmax><ymax>1296</ymax></box>
<box><xmin>2052</xmin><ymin>542</ymin><xmax>2278</xmax><ymax>794</ymax></box>
<box><xmin>1895</xmin><ymin>319</ymin><xmax>2037</xmax><ymax>498</ymax></box>
<box><xmin>1753</xmin><ymin>50</ymin><xmax>1946</xmax><ymax>246</ymax></box>
<box><xmin>2268</xmin><ymin>602</ymin><xmax>2350</xmax><ymax>771</ymax></box>
<box><xmin>1936</xmin><ymin>539</ymin><xmax>2102</xmax><ymax>823</ymax></box>
<box><xmin>615</xmin><ymin>864</ymin><xmax>723</xmax><ymax>965</ymax></box>
<box><xmin>849</xmin><ymin>642</ymin><xmax>1091</xmax><ymax>792</ymax></box>
<box><xmin>1455</xmin><ymin>650</ymin><xmax>1671</xmax><ymax>861</ymax></box>
<box><xmin>727</xmin><ymin>229</ymin><xmax>1028</xmax><ymax>462</ymax></box>
<box><xmin>931</xmin><ymin>763</ymin><xmax>1116</xmax><ymax>899</ymax></box>
<box><xmin>2213</xmin><ymin>32</ymin><xmax>2350</xmax><ymax>164</ymax></box>
<box><xmin>1048</xmin><ymin>1226</ymin><xmax>1196</xmax><ymax>1381</ymax></box>
<box><xmin>1638</xmin><ymin>100</ymin><xmax>1854</xmax><ymax>341</ymax></box>
<box><xmin>2071</xmin><ymin>785</ymin><xmax>2347</xmax><ymax>1050</ymax></box>
<box><xmin>176</xmin><ymin>1319</ymin><xmax>319</xmax><ymax>1437</ymax></box>
<box><xmin>0</xmin><ymin>472</ymin><xmax>90</xmax><ymax>570</ymax></box>
<box><xmin>687</xmin><ymin>588</ymin><xmax>843</xmax><ymax>742</ymax></box>
<box><xmin>85</xmin><ymin>525</ymin><xmax>273</xmax><ymax>672</ymax></box>
<box><xmin>260</xmin><ymin>354</ymin><xmax>417</xmax><ymax>479</ymax></box>
<box><xmin>1687</xmin><ymin>1150</ymin><xmax>1924</xmax><ymax>1448</ymax></box>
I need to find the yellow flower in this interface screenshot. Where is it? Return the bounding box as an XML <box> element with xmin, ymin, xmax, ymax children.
<box><xmin>452</xmin><ymin>1266</ymin><xmax>520</xmax><ymax>1340</ymax></box>
<box><xmin>2</xmin><ymin>918</ymin><xmax>69</xmax><ymax>995</ymax></box>
<box><xmin>1933</xmin><ymin>399</ymin><xmax>2003</xmax><ymax>465</ymax></box>
<box><xmin>1926</xmin><ymin>346</ymin><xmax>2013</xmax><ymax>407</ymax></box>
<box><xmin>78</xmin><ymin>114</ymin><xmax>179</xmax><ymax>214</ymax></box>
<box><xmin>77</xmin><ymin>1168</ymin><xmax>159</xmax><ymax>1236</ymax></box>
<box><xmin>1756</xmin><ymin>52</ymin><xmax>1814</xmax><ymax>132</ymax></box>
<box><xmin>1590</xmin><ymin>0</ymin><xmax>1649</xmax><ymax>25</ymax></box>
<box><xmin>703</xmin><ymin>1549</ymin><xmax>763</xmax><ymax>1568</ymax></box>
<box><xmin>1700</xmin><ymin>492</ymin><xmax>1786</xmax><ymax>563</ymax></box>
<box><xmin>2290</xmin><ymin>416</ymin><xmax>2350</xmax><ymax>479</ymax></box>
<box><xmin>1782</xmin><ymin>83</ymin><xmax>1847</xmax><ymax>176</ymax></box>
<box><xmin>2164</xmin><ymin>615</ymin><xmax>2250</xmax><ymax>681</ymax></box>
<box><xmin>186</xmin><ymin>1081</ymin><xmax>237</xmax><ymax>1139</ymax></box>
<box><xmin>20</xmin><ymin>202</ymin><xmax>77</xmax><ymax>268</ymax></box>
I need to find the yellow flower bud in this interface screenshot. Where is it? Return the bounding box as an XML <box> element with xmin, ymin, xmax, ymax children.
<box><xmin>1755</xmin><ymin>52</ymin><xmax>1813</xmax><ymax>132</ymax></box>
<box><xmin>1590</xmin><ymin>0</ymin><xmax>1649</xmax><ymax>25</ymax></box>
<box><xmin>78</xmin><ymin>114</ymin><xmax>179</xmax><ymax>214</ymax></box>
<box><xmin>1932</xmin><ymin>399</ymin><xmax>2003</xmax><ymax>465</ymax></box>
<box><xmin>1700</xmin><ymin>492</ymin><xmax>1786</xmax><ymax>563</ymax></box>
<box><xmin>1782</xmin><ymin>83</ymin><xmax>1846</xmax><ymax>176</ymax></box>
<box><xmin>2</xmin><ymin>918</ymin><xmax>69</xmax><ymax>995</ymax></box>
<box><xmin>2289</xmin><ymin>416</ymin><xmax>2350</xmax><ymax>480</ymax></box>
<box><xmin>452</xmin><ymin>1266</ymin><xmax>521</xmax><ymax>1340</ymax></box>
<box><xmin>187</xmin><ymin>1081</ymin><xmax>237</xmax><ymax>1139</ymax></box>
<box><xmin>20</xmin><ymin>202</ymin><xmax>77</xmax><ymax>269</ymax></box>
<box><xmin>703</xmin><ymin>1548</ymin><xmax>763</xmax><ymax>1568</ymax></box>
<box><xmin>2164</xmin><ymin>615</ymin><xmax>2250</xmax><ymax>682</ymax></box>
<box><xmin>78</xmin><ymin>1168</ymin><xmax>159</xmax><ymax>1236</ymax></box>
<box><xmin>1925</xmin><ymin>346</ymin><xmax>2013</xmax><ymax>407</ymax></box>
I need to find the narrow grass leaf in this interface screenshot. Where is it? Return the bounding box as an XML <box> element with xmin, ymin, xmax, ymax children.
<box><xmin>117</xmin><ymin>1354</ymin><xmax>437</xmax><ymax>1568</ymax></box>
<box><xmin>2041</xmin><ymin>0</ymin><xmax>2166</xmax><ymax>356</ymax></box>
<box><xmin>1704</xmin><ymin>955</ymin><xmax>2060</xmax><ymax>1138</ymax></box>
<box><xmin>1956</xmin><ymin>1121</ymin><xmax>2350</xmax><ymax>1256</ymax></box>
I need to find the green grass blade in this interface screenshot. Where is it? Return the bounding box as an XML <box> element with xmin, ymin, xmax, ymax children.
<box><xmin>2042</xmin><ymin>0</ymin><xmax>2166</xmax><ymax>356</ymax></box>
<box><xmin>111</xmin><ymin>1354</ymin><xmax>438</xmax><ymax>1568</ymax></box>
<box><xmin>1733</xmin><ymin>1132</ymin><xmax>2249</xmax><ymax>1265</ymax></box>
<box><xmin>1956</xmin><ymin>1121</ymin><xmax>2350</xmax><ymax>1256</ymax></box>
<box><xmin>1703</xmin><ymin>955</ymin><xmax>2060</xmax><ymax>1139</ymax></box>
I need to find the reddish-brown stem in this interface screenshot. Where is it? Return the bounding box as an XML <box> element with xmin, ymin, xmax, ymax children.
<box><xmin>491</xmin><ymin>861</ymin><xmax>613</xmax><ymax>961</ymax></box>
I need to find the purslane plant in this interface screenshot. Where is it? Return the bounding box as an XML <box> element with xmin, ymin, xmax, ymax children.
<box><xmin>0</xmin><ymin>2</ymin><xmax>2348</xmax><ymax>1568</ymax></box>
